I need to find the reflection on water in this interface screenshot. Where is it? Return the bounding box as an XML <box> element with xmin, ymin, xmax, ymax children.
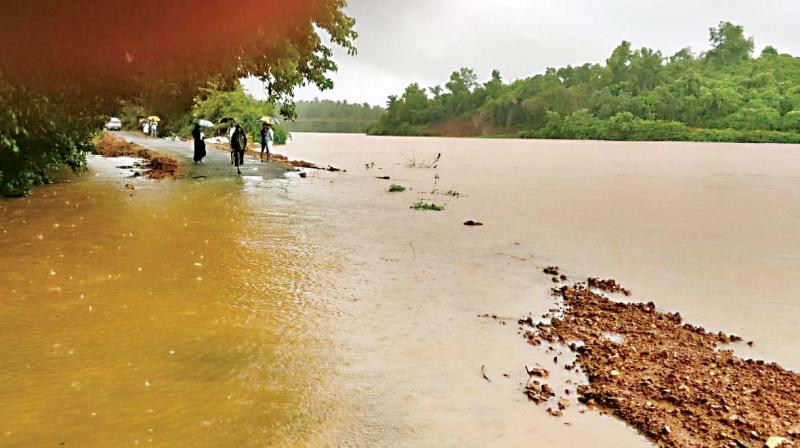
<box><xmin>0</xmin><ymin>165</ymin><xmax>340</xmax><ymax>447</ymax></box>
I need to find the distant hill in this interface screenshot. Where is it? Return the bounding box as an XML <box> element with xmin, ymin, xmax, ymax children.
<box><xmin>287</xmin><ymin>99</ymin><xmax>384</xmax><ymax>133</ymax></box>
<box><xmin>368</xmin><ymin>22</ymin><xmax>800</xmax><ymax>144</ymax></box>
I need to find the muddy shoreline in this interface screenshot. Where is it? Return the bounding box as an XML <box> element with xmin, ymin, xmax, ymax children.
<box><xmin>516</xmin><ymin>272</ymin><xmax>800</xmax><ymax>447</ymax></box>
<box><xmin>208</xmin><ymin>142</ymin><xmax>341</xmax><ymax>172</ymax></box>
<box><xmin>93</xmin><ymin>132</ymin><xmax>179</xmax><ymax>179</ymax></box>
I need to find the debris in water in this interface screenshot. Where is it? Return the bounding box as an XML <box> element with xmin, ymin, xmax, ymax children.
<box><xmin>481</xmin><ymin>365</ymin><xmax>491</xmax><ymax>382</ymax></box>
<box><xmin>525</xmin><ymin>366</ymin><xmax>549</xmax><ymax>378</ymax></box>
<box><xmin>543</xmin><ymin>266</ymin><xmax>560</xmax><ymax>276</ymax></box>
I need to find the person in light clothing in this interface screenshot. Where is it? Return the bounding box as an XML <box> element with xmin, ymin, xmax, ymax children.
<box><xmin>260</xmin><ymin>122</ymin><xmax>274</xmax><ymax>161</ymax></box>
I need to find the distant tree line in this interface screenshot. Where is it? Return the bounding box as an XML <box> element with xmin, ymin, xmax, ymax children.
<box><xmin>369</xmin><ymin>22</ymin><xmax>800</xmax><ymax>143</ymax></box>
<box><xmin>286</xmin><ymin>99</ymin><xmax>384</xmax><ymax>133</ymax></box>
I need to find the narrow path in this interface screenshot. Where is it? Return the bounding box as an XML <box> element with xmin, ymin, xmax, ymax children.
<box><xmin>120</xmin><ymin>131</ymin><xmax>285</xmax><ymax>179</ymax></box>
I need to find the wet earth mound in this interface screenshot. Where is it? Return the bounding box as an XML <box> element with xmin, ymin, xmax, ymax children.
<box><xmin>519</xmin><ymin>283</ymin><xmax>800</xmax><ymax>448</ymax></box>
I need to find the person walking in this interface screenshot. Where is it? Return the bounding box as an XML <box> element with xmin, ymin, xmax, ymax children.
<box><xmin>150</xmin><ymin>120</ymin><xmax>158</xmax><ymax>138</ymax></box>
<box><xmin>259</xmin><ymin>122</ymin><xmax>274</xmax><ymax>161</ymax></box>
<box><xmin>231</xmin><ymin>124</ymin><xmax>247</xmax><ymax>175</ymax></box>
<box><xmin>192</xmin><ymin>123</ymin><xmax>206</xmax><ymax>164</ymax></box>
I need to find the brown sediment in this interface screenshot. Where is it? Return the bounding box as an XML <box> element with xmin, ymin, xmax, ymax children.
<box><xmin>587</xmin><ymin>277</ymin><xmax>631</xmax><ymax>296</ymax></box>
<box><xmin>518</xmin><ymin>282</ymin><xmax>800</xmax><ymax>447</ymax></box>
<box><xmin>93</xmin><ymin>132</ymin><xmax>179</xmax><ymax>179</ymax></box>
<box><xmin>142</xmin><ymin>155</ymin><xmax>179</xmax><ymax>180</ymax></box>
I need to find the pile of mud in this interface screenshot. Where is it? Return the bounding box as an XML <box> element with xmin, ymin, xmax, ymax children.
<box><xmin>519</xmin><ymin>282</ymin><xmax>800</xmax><ymax>447</ymax></box>
<box><xmin>93</xmin><ymin>133</ymin><xmax>179</xmax><ymax>179</ymax></box>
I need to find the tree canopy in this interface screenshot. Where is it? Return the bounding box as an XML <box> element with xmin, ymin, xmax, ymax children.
<box><xmin>0</xmin><ymin>0</ymin><xmax>356</xmax><ymax>196</ymax></box>
<box><xmin>370</xmin><ymin>22</ymin><xmax>800</xmax><ymax>144</ymax></box>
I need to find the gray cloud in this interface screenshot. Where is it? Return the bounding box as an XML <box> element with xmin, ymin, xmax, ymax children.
<box><xmin>248</xmin><ymin>0</ymin><xmax>800</xmax><ymax>106</ymax></box>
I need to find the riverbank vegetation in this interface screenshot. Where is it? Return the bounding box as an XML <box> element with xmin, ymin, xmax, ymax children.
<box><xmin>287</xmin><ymin>99</ymin><xmax>384</xmax><ymax>133</ymax></box>
<box><xmin>0</xmin><ymin>0</ymin><xmax>356</xmax><ymax>196</ymax></box>
<box><xmin>369</xmin><ymin>22</ymin><xmax>800</xmax><ymax>143</ymax></box>
<box><xmin>172</xmin><ymin>83</ymin><xmax>290</xmax><ymax>145</ymax></box>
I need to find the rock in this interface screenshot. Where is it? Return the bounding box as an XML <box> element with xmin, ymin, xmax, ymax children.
<box><xmin>543</xmin><ymin>266</ymin><xmax>560</xmax><ymax>275</ymax></box>
<box><xmin>733</xmin><ymin>439</ymin><xmax>750</xmax><ymax>448</ymax></box>
<box><xmin>525</xmin><ymin>366</ymin><xmax>550</xmax><ymax>377</ymax></box>
<box><xmin>524</xmin><ymin>381</ymin><xmax>553</xmax><ymax>404</ymax></box>
<box><xmin>547</xmin><ymin>407</ymin><xmax>564</xmax><ymax>417</ymax></box>
<box><xmin>299</xmin><ymin>172</ymin><xmax>308</xmax><ymax>178</ymax></box>
<box><xmin>124</xmin><ymin>183</ymin><xmax>135</xmax><ymax>190</ymax></box>
<box><xmin>463</xmin><ymin>220</ymin><xmax>483</xmax><ymax>226</ymax></box>
<box><xmin>375</xmin><ymin>176</ymin><xmax>390</xmax><ymax>180</ymax></box>
<box><xmin>764</xmin><ymin>436</ymin><xmax>789</xmax><ymax>448</ymax></box>
<box><xmin>558</xmin><ymin>398</ymin><xmax>571</xmax><ymax>410</ymax></box>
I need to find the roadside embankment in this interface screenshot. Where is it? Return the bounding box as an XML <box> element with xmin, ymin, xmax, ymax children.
<box><xmin>93</xmin><ymin>132</ymin><xmax>179</xmax><ymax>179</ymax></box>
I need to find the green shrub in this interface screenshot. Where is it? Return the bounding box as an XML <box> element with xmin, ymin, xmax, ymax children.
<box><xmin>177</xmin><ymin>83</ymin><xmax>290</xmax><ymax>144</ymax></box>
<box><xmin>410</xmin><ymin>200</ymin><xmax>444</xmax><ymax>211</ymax></box>
<box><xmin>388</xmin><ymin>184</ymin><xmax>406</xmax><ymax>192</ymax></box>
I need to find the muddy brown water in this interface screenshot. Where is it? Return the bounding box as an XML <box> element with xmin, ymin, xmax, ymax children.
<box><xmin>2</xmin><ymin>133</ymin><xmax>799</xmax><ymax>446</ymax></box>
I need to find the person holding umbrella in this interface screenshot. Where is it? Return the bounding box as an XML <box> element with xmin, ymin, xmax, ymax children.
<box><xmin>147</xmin><ymin>116</ymin><xmax>160</xmax><ymax>138</ymax></box>
<box><xmin>230</xmin><ymin>123</ymin><xmax>247</xmax><ymax>175</ymax></box>
<box><xmin>259</xmin><ymin>122</ymin><xmax>274</xmax><ymax>161</ymax></box>
<box><xmin>192</xmin><ymin>122</ymin><xmax>207</xmax><ymax>164</ymax></box>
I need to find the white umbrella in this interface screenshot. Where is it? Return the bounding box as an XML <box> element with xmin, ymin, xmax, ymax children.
<box><xmin>198</xmin><ymin>119</ymin><xmax>215</xmax><ymax>128</ymax></box>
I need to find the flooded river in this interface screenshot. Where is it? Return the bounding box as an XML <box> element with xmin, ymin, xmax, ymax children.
<box><xmin>2</xmin><ymin>134</ymin><xmax>800</xmax><ymax>446</ymax></box>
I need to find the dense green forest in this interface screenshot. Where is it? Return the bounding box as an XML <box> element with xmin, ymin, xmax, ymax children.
<box><xmin>287</xmin><ymin>99</ymin><xmax>383</xmax><ymax>133</ymax></box>
<box><xmin>370</xmin><ymin>22</ymin><xmax>800</xmax><ymax>143</ymax></box>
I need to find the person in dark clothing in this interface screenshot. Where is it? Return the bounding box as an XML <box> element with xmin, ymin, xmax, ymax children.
<box><xmin>231</xmin><ymin>124</ymin><xmax>247</xmax><ymax>174</ymax></box>
<box><xmin>192</xmin><ymin>124</ymin><xmax>206</xmax><ymax>164</ymax></box>
<box><xmin>259</xmin><ymin>122</ymin><xmax>271</xmax><ymax>162</ymax></box>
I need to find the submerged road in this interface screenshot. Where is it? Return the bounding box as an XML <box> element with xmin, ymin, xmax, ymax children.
<box><xmin>119</xmin><ymin>131</ymin><xmax>286</xmax><ymax>179</ymax></box>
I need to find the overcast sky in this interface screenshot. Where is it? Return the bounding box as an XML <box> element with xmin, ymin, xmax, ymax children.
<box><xmin>244</xmin><ymin>0</ymin><xmax>800</xmax><ymax>106</ymax></box>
